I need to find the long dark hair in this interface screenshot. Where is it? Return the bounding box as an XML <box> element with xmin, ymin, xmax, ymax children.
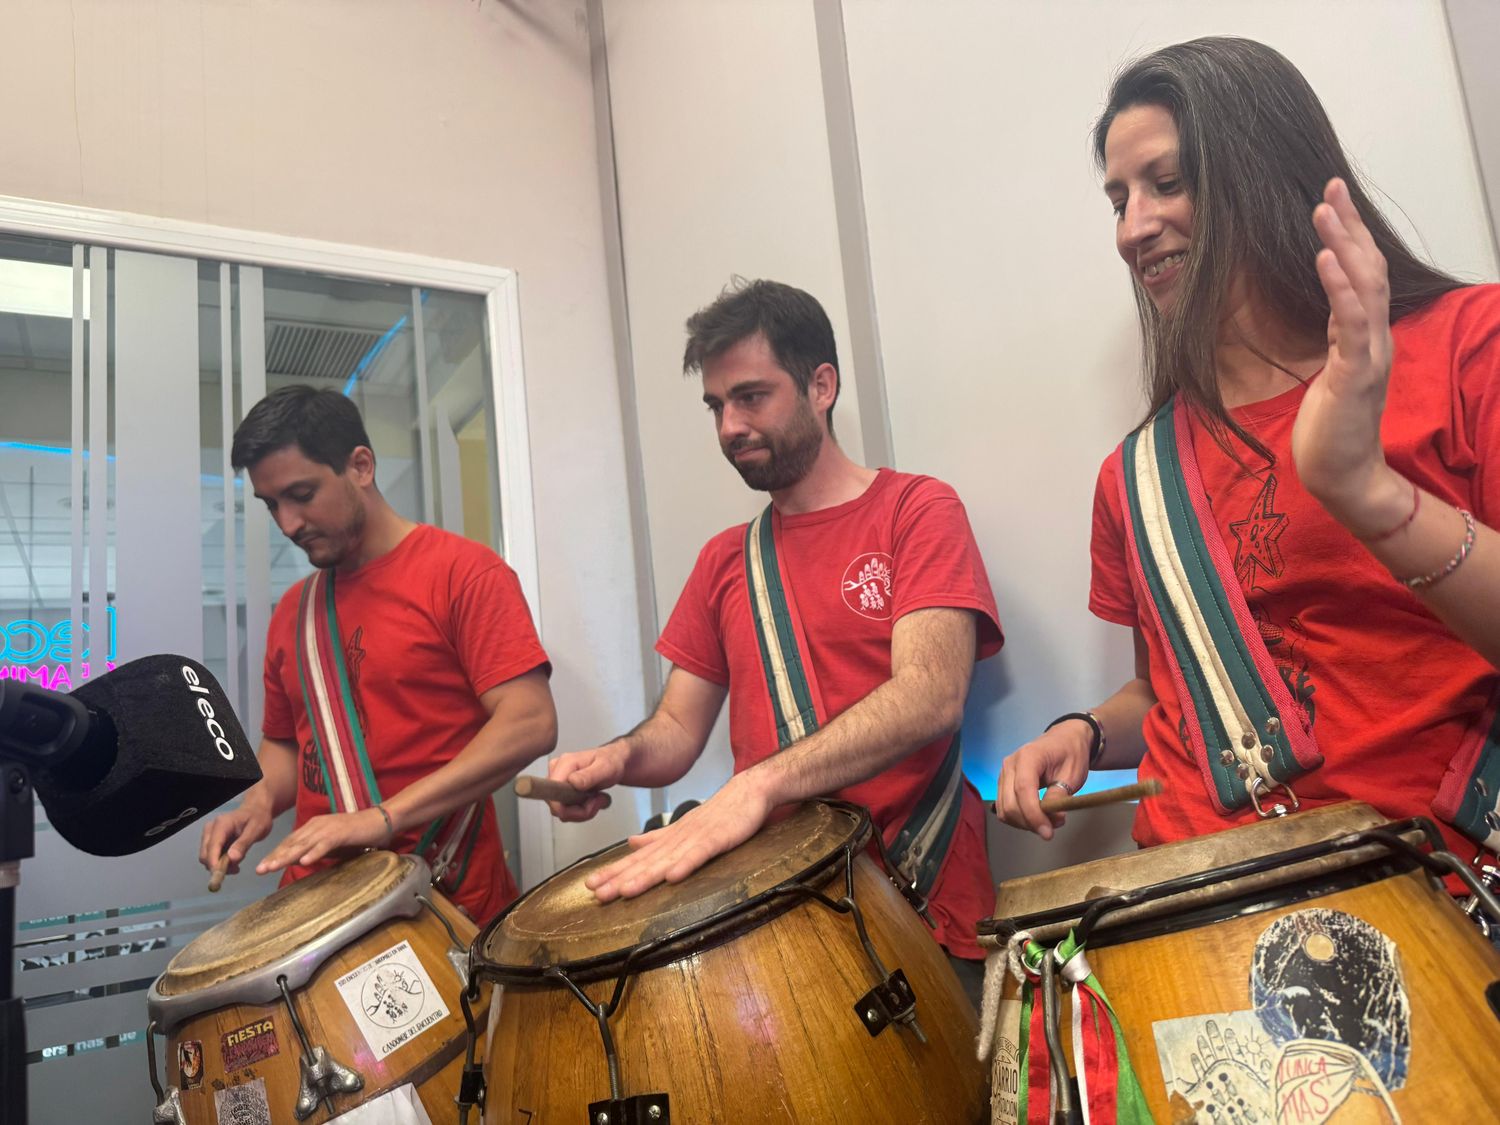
<box><xmin>1093</xmin><ymin>37</ymin><xmax>1464</xmax><ymax>457</ymax></box>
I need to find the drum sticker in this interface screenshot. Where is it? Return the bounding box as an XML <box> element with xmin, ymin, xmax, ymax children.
<box><xmin>1251</xmin><ymin>909</ymin><xmax>1410</xmax><ymax>1093</ymax></box>
<box><xmin>335</xmin><ymin>939</ymin><xmax>450</xmax><ymax>1060</ymax></box>
<box><xmin>990</xmin><ymin>993</ymin><xmax>1024</xmax><ymax>1125</ymax></box>
<box><xmin>1152</xmin><ymin>1011</ymin><xmax>1276</xmax><ymax>1122</ymax></box>
<box><xmin>1271</xmin><ymin>1038</ymin><xmax>1401</xmax><ymax>1124</ymax></box>
<box><xmin>220</xmin><ymin>1019</ymin><xmax>280</xmax><ymax>1070</ymax></box>
<box><xmin>213</xmin><ymin>1075</ymin><xmax>271</xmax><ymax>1125</ymax></box>
<box><xmin>177</xmin><ymin>1039</ymin><xmax>205</xmax><ymax>1090</ymax></box>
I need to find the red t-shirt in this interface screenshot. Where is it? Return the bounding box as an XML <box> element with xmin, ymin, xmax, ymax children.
<box><xmin>658</xmin><ymin>469</ymin><xmax>1004</xmax><ymax>958</ymax></box>
<box><xmin>1090</xmin><ymin>285</ymin><xmax>1500</xmax><ymax>860</ymax></box>
<box><xmin>263</xmin><ymin>523</ymin><xmax>550</xmax><ymax>924</ymax></box>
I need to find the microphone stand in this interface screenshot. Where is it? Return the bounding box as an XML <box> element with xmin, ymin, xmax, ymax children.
<box><xmin>1</xmin><ymin>752</ymin><xmax>32</xmax><ymax>1125</ymax></box>
<box><xmin>0</xmin><ymin>680</ymin><xmax>94</xmax><ymax>1125</ymax></box>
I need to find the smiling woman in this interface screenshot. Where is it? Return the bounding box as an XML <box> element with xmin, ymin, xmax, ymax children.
<box><xmin>997</xmin><ymin>34</ymin><xmax>1500</xmax><ymax>864</ymax></box>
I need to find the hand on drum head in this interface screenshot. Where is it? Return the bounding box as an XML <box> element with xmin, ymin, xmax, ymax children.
<box><xmin>994</xmin><ymin>720</ymin><xmax>1092</xmax><ymax>841</ymax></box>
<box><xmin>199</xmin><ymin>801</ymin><xmax>276</xmax><ymax>881</ymax></box>
<box><xmin>583</xmin><ymin>772</ymin><xmax>773</xmax><ymax>902</ymax></box>
<box><xmin>545</xmin><ymin>742</ymin><xmax>628</xmax><ymax>823</ymax></box>
<box><xmin>254</xmin><ymin>808</ymin><xmax>394</xmax><ymax>876</ymax></box>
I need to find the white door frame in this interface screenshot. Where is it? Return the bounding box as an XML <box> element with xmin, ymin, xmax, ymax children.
<box><xmin>0</xmin><ymin>193</ymin><xmax>552</xmax><ymax>885</ymax></box>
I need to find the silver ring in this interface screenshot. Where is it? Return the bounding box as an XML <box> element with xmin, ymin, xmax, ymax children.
<box><xmin>1048</xmin><ymin>780</ymin><xmax>1073</xmax><ymax>796</ymax></box>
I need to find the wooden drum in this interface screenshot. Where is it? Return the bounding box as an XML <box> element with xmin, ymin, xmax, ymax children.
<box><xmin>146</xmin><ymin>850</ymin><xmax>484</xmax><ymax>1123</ymax></box>
<box><xmin>471</xmin><ymin>800</ymin><xmax>987</xmax><ymax>1123</ymax></box>
<box><xmin>979</xmin><ymin>803</ymin><xmax>1500</xmax><ymax>1123</ymax></box>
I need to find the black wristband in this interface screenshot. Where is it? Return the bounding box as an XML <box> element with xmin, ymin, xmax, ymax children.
<box><xmin>1046</xmin><ymin>711</ymin><xmax>1105</xmax><ymax>768</ymax></box>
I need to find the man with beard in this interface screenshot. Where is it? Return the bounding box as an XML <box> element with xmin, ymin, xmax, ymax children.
<box><xmin>198</xmin><ymin>386</ymin><xmax>557</xmax><ymax>924</ymax></box>
<box><xmin>546</xmin><ymin>280</ymin><xmax>1003</xmax><ymax>994</ymax></box>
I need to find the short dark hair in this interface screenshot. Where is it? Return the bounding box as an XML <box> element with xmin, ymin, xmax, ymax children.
<box><xmin>683</xmin><ymin>279</ymin><xmax>841</xmax><ymax>434</ymax></box>
<box><xmin>230</xmin><ymin>385</ymin><xmax>373</xmax><ymax>473</ymax></box>
<box><xmin>1093</xmin><ymin>37</ymin><xmax>1464</xmax><ymax>459</ymax></box>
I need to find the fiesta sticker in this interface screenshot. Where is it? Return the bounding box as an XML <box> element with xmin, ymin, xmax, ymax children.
<box><xmin>213</xmin><ymin>1076</ymin><xmax>271</xmax><ymax>1125</ymax></box>
<box><xmin>334</xmin><ymin>940</ymin><xmax>449</xmax><ymax>1060</ymax></box>
<box><xmin>220</xmin><ymin>1019</ymin><xmax>279</xmax><ymax>1070</ymax></box>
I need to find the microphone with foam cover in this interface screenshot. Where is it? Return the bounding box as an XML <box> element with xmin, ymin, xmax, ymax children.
<box><xmin>16</xmin><ymin>655</ymin><xmax>261</xmax><ymax>856</ymax></box>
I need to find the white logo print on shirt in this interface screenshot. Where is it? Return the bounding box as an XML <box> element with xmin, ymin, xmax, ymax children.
<box><xmin>841</xmin><ymin>552</ymin><xmax>894</xmax><ymax>620</ymax></box>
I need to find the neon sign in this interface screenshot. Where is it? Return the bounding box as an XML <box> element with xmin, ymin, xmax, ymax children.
<box><xmin>0</xmin><ymin>607</ymin><xmax>116</xmax><ymax>665</ymax></box>
<box><xmin>0</xmin><ymin>607</ymin><xmax>118</xmax><ymax>690</ymax></box>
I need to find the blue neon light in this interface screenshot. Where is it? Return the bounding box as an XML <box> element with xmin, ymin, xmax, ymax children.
<box><xmin>341</xmin><ymin>289</ymin><xmax>430</xmax><ymax>396</ymax></box>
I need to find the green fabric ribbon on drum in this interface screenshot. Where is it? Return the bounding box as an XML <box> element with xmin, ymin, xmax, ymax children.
<box><xmin>1016</xmin><ymin>932</ymin><xmax>1152</xmax><ymax>1124</ymax></box>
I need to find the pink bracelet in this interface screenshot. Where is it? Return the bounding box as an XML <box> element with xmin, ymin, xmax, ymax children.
<box><xmin>1401</xmin><ymin>509</ymin><xmax>1476</xmax><ymax>591</ymax></box>
<box><xmin>1359</xmin><ymin>480</ymin><xmax>1419</xmax><ymax>543</ymax></box>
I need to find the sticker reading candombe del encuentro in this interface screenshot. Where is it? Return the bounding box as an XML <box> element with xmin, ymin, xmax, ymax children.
<box><xmin>334</xmin><ymin>940</ymin><xmax>450</xmax><ymax>1060</ymax></box>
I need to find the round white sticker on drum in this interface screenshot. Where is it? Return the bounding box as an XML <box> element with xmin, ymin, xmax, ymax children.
<box><xmin>334</xmin><ymin>940</ymin><xmax>450</xmax><ymax>1060</ymax></box>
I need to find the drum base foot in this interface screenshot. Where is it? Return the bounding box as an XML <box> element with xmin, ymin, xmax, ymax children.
<box><xmin>294</xmin><ymin>1045</ymin><xmax>364</xmax><ymax>1120</ymax></box>
<box><xmin>151</xmin><ymin>1086</ymin><xmax>186</xmax><ymax>1125</ymax></box>
<box><xmin>587</xmin><ymin>1092</ymin><xmax>670</xmax><ymax>1124</ymax></box>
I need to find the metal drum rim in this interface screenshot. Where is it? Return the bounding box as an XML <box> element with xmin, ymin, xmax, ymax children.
<box><xmin>146</xmin><ymin>852</ymin><xmax>431</xmax><ymax>1033</ymax></box>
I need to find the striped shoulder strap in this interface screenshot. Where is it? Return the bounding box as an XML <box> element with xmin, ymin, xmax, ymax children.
<box><xmin>743</xmin><ymin>505</ymin><xmax>964</xmax><ymax>897</ymax></box>
<box><xmin>1116</xmin><ymin>397</ymin><xmax>1321</xmax><ymax>814</ymax></box>
<box><xmin>294</xmin><ymin>568</ymin><xmax>486</xmax><ymax>893</ymax></box>
<box><xmin>744</xmin><ymin>506</ymin><xmax>820</xmax><ymax>748</ymax></box>
<box><xmin>1434</xmin><ymin>686</ymin><xmax>1500</xmax><ymax>849</ymax></box>
<box><xmin>295</xmin><ymin>569</ymin><xmax>380</xmax><ymax>813</ymax></box>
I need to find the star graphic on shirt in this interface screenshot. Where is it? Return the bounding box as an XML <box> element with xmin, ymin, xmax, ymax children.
<box><xmin>345</xmin><ymin>626</ymin><xmax>367</xmax><ymax>686</ymax></box>
<box><xmin>1230</xmin><ymin>474</ymin><xmax>1287</xmax><ymax>588</ymax></box>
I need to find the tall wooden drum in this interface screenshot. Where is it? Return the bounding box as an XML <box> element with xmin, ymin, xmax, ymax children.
<box><xmin>145</xmin><ymin>850</ymin><xmax>484</xmax><ymax>1123</ymax></box>
<box><xmin>978</xmin><ymin>803</ymin><xmax>1500</xmax><ymax>1123</ymax></box>
<box><xmin>471</xmin><ymin>800</ymin><xmax>987</xmax><ymax>1123</ymax></box>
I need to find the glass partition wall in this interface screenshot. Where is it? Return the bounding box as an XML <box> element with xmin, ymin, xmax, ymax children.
<box><xmin>1</xmin><ymin>233</ymin><xmax>515</xmax><ymax>1119</ymax></box>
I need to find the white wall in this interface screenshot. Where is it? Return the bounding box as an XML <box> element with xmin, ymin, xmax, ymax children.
<box><xmin>0</xmin><ymin>0</ymin><xmax>648</xmax><ymax>874</ymax></box>
<box><xmin>598</xmin><ymin>0</ymin><xmax>867</xmax><ymax>835</ymax></box>
<box><xmin>591</xmin><ymin>0</ymin><xmax>1500</xmax><ymax>882</ymax></box>
<box><xmin>839</xmin><ymin>0</ymin><xmax>1499</xmax><ymax>794</ymax></box>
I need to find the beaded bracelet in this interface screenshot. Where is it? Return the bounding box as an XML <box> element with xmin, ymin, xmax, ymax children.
<box><xmin>1401</xmin><ymin>509</ymin><xmax>1476</xmax><ymax>591</ymax></box>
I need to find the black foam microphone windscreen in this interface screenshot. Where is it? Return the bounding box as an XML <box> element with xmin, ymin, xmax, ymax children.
<box><xmin>27</xmin><ymin>655</ymin><xmax>261</xmax><ymax>856</ymax></box>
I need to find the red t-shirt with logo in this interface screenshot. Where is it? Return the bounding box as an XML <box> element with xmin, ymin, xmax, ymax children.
<box><xmin>658</xmin><ymin>469</ymin><xmax>1004</xmax><ymax>958</ymax></box>
<box><xmin>262</xmin><ymin>523</ymin><xmax>551</xmax><ymax>924</ymax></box>
<box><xmin>1090</xmin><ymin>285</ymin><xmax>1500</xmax><ymax>861</ymax></box>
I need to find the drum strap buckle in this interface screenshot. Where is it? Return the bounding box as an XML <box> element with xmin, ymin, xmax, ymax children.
<box><xmin>1248</xmin><ymin>776</ymin><xmax>1300</xmax><ymax>819</ymax></box>
<box><xmin>854</xmin><ymin>968</ymin><xmax>917</xmax><ymax>1038</ymax></box>
<box><xmin>586</xmin><ymin>1094</ymin><xmax>671</xmax><ymax>1124</ymax></box>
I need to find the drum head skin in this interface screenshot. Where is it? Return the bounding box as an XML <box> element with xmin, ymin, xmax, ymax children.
<box><xmin>157</xmin><ymin>851</ymin><xmax>418</xmax><ymax>997</ymax></box>
<box><xmin>987</xmin><ymin>802</ymin><xmax>1409</xmax><ymax>944</ymax></box>
<box><xmin>482</xmin><ymin>801</ymin><xmax>869</xmax><ymax>972</ymax></box>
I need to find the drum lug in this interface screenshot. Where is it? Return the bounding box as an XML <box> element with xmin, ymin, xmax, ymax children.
<box><xmin>854</xmin><ymin>968</ymin><xmax>917</xmax><ymax>1038</ymax></box>
<box><xmin>294</xmin><ymin>1044</ymin><xmax>364</xmax><ymax>1120</ymax></box>
<box><xmin>586</xmin><ymin>1093</ymin><xmax>670</xmax><ymax>1124</ymax></box>
<box><xmin>151</xmin><ymin>1086</ymin><xmax>187</xmax><ymax>1125</ymax></box>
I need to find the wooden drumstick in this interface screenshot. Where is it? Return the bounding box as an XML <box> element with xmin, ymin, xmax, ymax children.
<box><xmin>514</xmin><ymin>774</ymin><xmax>612</xmax><ymax>809</ymax></box>
<box><xmin>1040</xmin><ymin>778</ymin><xmax>1163</xmax><ymax>813</ymax></box>
<box><xmin>208</xmin><ymin>855</ymin><xmax>231</xmax><ymax>893</ymax></box>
